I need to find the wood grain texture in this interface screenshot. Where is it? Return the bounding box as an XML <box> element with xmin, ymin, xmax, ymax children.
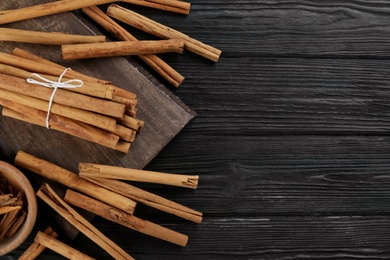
<box><xmin>3</xmin><ymin>0</ymin><xmax>390</xmax><ymax>259</ymax></box>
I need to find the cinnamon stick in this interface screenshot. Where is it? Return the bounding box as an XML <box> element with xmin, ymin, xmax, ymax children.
<box><xmin>0</xmin><ymin>88</ymin><xmax>117</xmax><ymax>132</ymax></box>
<box><xmin>0</xmin><ymin>205</ymin><xmax>21</xmax><ymax>240</ymax></box>
<box><xmin>115</xmin><ymin>140</ymin><xmax>132</xmax><ymax>154</ymax></box>
<box><xmin>79</xmin><ymin>163</ymin><xmax>198</xmax><ymax>189</ymax></box>
<box><xmin>12</xmin><ymin>48</ymin><xmax>137</xmax><ymax>101</ymax></box>
<box><xmin>1</xmin><ymin>104</ymin><xmax>120</xmax><ymax>150</ymax></box>
<box><xmin>36</xmin><ymin>184</ymin><xmax>134</xmax><ymax>260</ymax></box>
<box><xmin>82</xmin><ymin>6</ymin><xmax>184</xmax><ymax>87</ymax></box>
<box><xmin>65</xmin><ymin>189</ymin><xmax>188</xmax><ymax>247</ymax></box>
<box><xmin>107</xmin><ymin>4</ymin><xmax>222</xmax><ymax>62</ymax></box>
<box><xmin>0</xmin><ymin>73</ymin><xmax>125</xmax><ymax>119</ymax></box>
<box><xmin>19</xmin><ymin>226</ymin><xmax>58</xmax><ymax>260</ymax></box>
<box><xmin>11</xmin><ymin>48</ymin><xmax>111</xmax><ymax>85</ymax></box>
<box><xmin>0</xmin><ymin>0</ymin><xmax>117</xmax><ymax>25</ymax></box>
<box><xmin>15</xmin><ymin>151</ymin><xmax>137</xmax><ymax>215</ymax></box>
<box><xmin>121</xmin><ymin>0</ymin><xmax>190</xmax><ymax>14</ymax></box>
<box><xmin>0</xmin><ymin>28</ymin><xmax>105</xmax><ymax>45</ymax></box>
<box><xmin>5</xmin><ymin>210</ymin><xmax>27</xmax><ymax>239</ymax></box>
<box><xmin>83</xmin><ymin>177</ymin><xmax>203</xmax><ymax>223</ymax></box>
<box><xmin>118</xmin><ymin>115</ymin><xmax>144</xmax><ymax>132</ymax></box>
<box><xmin>0</xmin><ymin>64</ymin><xmax>114</xmax><ymax>100</ymax></box>
<box><xmin>0</xmin><ymin>51</ymin><xmax>107</xmax><ymax>84</ymax></box>
<box><xmin>35</xmin><ymin>231</ymin><xmax>95</xmax><ymax>260</ymax></box>
<box><xmin>61</xmin><ymin>39</ymin><xmax>184</xmax><ymax>60</ymax></box>
<box><xmin>0</xmin><ymin>206</ymin><xmax>21</xmax><ymax>215</ymax></box>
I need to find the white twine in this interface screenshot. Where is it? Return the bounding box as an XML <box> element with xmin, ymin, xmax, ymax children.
<box><xmin>26</xmin><ymin>68</ymin><xmax>83</xmax><ymax>129</ymax></box>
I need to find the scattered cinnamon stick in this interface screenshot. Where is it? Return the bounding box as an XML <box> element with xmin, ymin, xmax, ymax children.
<box><xmin>79</xmin><ymin>163</ymin><xmax>199</xmax><ymax>189</ymax></box>
<box><xmin>82</xmin><ymin>6</ymin><xmax>184</xmax><ymax>87</ymax></box>
<box><xmin>35</xmin><ymin>231</ymin><xmax>95</xmax><ymax>260</ymax></box>
<box><xmin>65</xmin><ymin>189</ymin><xmax>188</xmax><ymax>247</ymax></box>
<box><xmin>19</xmin><ymin>226</ymin><xmax>58</xmax><ymax>260</ymax></box>
<box><xmin>0</xmin><ymin>28</ymin><xmax>106</xmax><ymax>45</ymax></box>
<box><xmin>14</xmin><ymin>151</ymin><xmax>137</xmax><ymax>214</ymax></box>
<box><xmin>62</xmin><ymin>39</ymin><xmax>184</xmax><ymax>60</ymax></box>
<box><xmin>83</xmin><ymin>177</ymin><xmax>203</xmax><ymax>223</ymax></box>
<box><xmin>0</xmin><ymin>0</ymin><xmax>117</xmax><ymax>25</ymax></box>
<box><xmin>121</xmin><ymin>0</ymin><xmax>190</xmax><ymax>15</ymax></box>
<box><xmin>107</xmin><ymin>4</ymin><xmax>222</xmax><ymax>62</ymax></box>
<box><xmin>36</xmin><ymin>184</ymin><xmax>134</xmax><ymax>260</ymax></box>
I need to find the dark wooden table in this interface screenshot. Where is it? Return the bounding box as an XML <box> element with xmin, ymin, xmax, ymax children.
<box><xmin>2</xmin><ymin>1</ymin><xmax>390</xmax><ymax>259</ymax></box>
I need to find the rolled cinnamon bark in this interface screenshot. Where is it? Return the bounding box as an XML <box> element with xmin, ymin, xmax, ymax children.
<box><xmin>11</xmin><ymin>48</ymin><xmax>111</xmax><ymax>84</ymax></box>
<box><xmin>0</xmin><ymin>0</ymin><xmax>117</xmax><ymax>25</ymax></box>
<box><xmin>61</xmin><ymin>39</ymin><xmax>184</xmax><ymax>60</ymax></box>
<box><xmin>36</xmin><ymin>184</ymin><xmax>134</xmax><ymax>260</ymax></box>
<box><xmin>15</xmin><ymin>151</ymin><xmax>137</xmax><ymax>214</ymax></box>
<box><xmin>19</xmin><ymin>227</ymin><xmax>58</xmax><ymax>260</ymax></box>
<box><xmin>0</xmin><ymin>51</ymin><xmax>107</xmax><ymax>84</ymax></box>
<box><xmin>65</xmin><ymin>189</ymin><xmax>188</xmax><ymax>247</ymax></box>
<box><xmin>121</xmin><ymin>0</ymin><xmax>190</xmax><ymax>14</ymax></box>
<box><xmin>79</xmin><ymin>163</ymin><xmax>198</xmax><ymax>189</ymax></box>
<box><xmin>12</xmin><ymin>48</ymin><xmax>137</xmax><ymax>101</ymax></box>
<box><xmin>1</xmin><ymin>104</ymin><xmax>120</xmax><ymax>150</ymax></box>
<box><xmin>3</xmin><ymin>107</ymin><xmax>131</xmax><ymax>152</ymax></box>
<box><xmin>0</xmin><ymin>73</ymin><xmax>125</xmax><ymax>119</ymax></box>
<box><xmin>0</xmin><ymin>88</ymin><xmax>117</xmax><ymax>132</ymax></box>
<box><xmin>118</xmin><ymin>115</ymin><xmax>144</xmax><ymax>132</ymax></box>
<box><xmin>0</xmin><ymin>28</ymin><xmax>106</xmax><ymax>45</ymax></box>
<box><xmin>83</xmin><ymin>177</ymin><xmax>203</xmax><ymax>223</ymax></box>
<box><xmin>0</xmin><ymin>64</ymin><xmax>114</xmax><ymax>100</ymax></box>
<box><xmin>82</xmin><ymin>6</ymin><xmax>184</xmax><ymax>87</ymax></box>
<box><xmin>107</xmin><ymin>4</ymin><xmax>222</xmax><ymax>62</ymax></box>
<box><xmin>115</xmin><ymin>140</ymin><xmax>132</xmax><ymax>154</ymax></box>
<box><xmin>35</xmin><ymin>231</ymin><xmax>95</xmax><ymax>260</ymax></box>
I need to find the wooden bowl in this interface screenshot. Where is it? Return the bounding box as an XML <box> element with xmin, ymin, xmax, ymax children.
<box><xmin>0</xmin><ymin>161</ymin><xmax>37</xmax><ymax>255</ymax></box>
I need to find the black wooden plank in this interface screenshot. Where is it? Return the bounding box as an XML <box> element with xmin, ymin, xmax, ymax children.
<box><xmin>165</xmin><ymin>57</ymin><xmax>390</xmax><ymax>135</ymax></box>
<box><xmin>10</xmin><ymin>216</ymin><xmax>390</xmax><ymax>259</ymax></box>
<box><xmin>141</xmin><ymin>134</ymin><xmax>390</xmax><ymax>217</ymax></box>
<box><xmin>122</xmin><ymin>0</ymin><xmax>390</xmax><ymax>59</ymax></box>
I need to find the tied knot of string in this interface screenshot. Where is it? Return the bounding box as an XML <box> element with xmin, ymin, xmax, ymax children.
<box><xmin>26</xmin><ymin>68</ymin><xmax>83</xmax><ymax>129</ymax></box>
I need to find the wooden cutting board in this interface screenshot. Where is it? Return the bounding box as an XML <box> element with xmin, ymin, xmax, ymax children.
<box><xmin>0</xmin><ymin>1</ymin><xmax>196</xmax><ymax>238</ymax></box>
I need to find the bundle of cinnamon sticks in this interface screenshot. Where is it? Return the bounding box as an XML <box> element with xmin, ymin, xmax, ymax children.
<box><xmin>0</xmin><ymin>0</ymin><xmax>221</xmax><ymax>88</ymax></box>
<box><xmin>0</xmin><ymin>48</ymin><xmax>143</xmax><ymax>153</ymax></box>
<box><xmin>16</xmin><ymin>151</ymin><xmax>202</xmax><ymax>258</ymax></box>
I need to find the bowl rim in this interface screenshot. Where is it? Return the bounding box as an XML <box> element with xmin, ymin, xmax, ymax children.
<box><xmin>0</xmin><ymin>160</ymin><xmax>37</xmax><ymax>255</ymax></box>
